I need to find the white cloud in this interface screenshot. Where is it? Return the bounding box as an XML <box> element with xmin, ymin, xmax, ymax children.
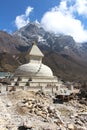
<box><xmin>41</xmin><ymin>0</ymin><xmax>87</xmax><ymax>43</ymax></box>
<box><xmin>60</xmin><ymin>0</ymin><xmax>87</xmax><ymax>16</ymax></box>
<box><xmin>74</xmin><ymin>0</ymin><xmax>87</xmax><ymax>16</ymax></box>
<box><xmin>25</xmin><ymin>6</ymin><xmax>33</xmax><ymax>17</ymax></box>
<box><xmin>15</xmin><ymin>6</ymin><xmax>33</xmax><ymax>29</ymax></box>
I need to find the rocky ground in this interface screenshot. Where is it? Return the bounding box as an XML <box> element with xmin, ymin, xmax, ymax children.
<box><xmin>0</xmin><ymin>89</ymin><xmax>87</xmax><ymax>130</ymax></box>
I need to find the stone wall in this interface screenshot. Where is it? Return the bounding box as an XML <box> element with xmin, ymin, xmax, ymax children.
<box><xmin>0</xmin><ymin>83</ymin><xmax>61</xmax><ymax>94</ymax></box>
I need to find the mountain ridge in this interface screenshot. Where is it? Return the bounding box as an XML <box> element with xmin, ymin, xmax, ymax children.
<box><xmin>0</xmin><ymin>22</ymin><xmax>87</xmax><ymax>81</ymax></box>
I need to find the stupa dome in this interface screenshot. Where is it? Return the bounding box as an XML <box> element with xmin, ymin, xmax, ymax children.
<box><xmin>14</xmin><ymin>42</ymin><xmax>54</xmax><ymax>78</ymax></box>
<box><xmin>15</xmin><ymin>62</ymin><xmax>53</xmax><ymax>77</ymax></box>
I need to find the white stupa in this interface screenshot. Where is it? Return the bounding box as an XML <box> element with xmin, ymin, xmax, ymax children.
<box><xmin>11</xmin><ymin>42</ymin><xmax>58</xmax><ymax>87</ymax></box>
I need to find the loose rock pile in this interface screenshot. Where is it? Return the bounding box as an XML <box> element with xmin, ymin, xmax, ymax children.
<box><xmin>0</xmin><ymin>90</ymin><xmax>87</xmax><ymax>130</ymax></box>
<box><xmin>17</xmin><ymin>97</ymin><xmax>63</xmax><ymax>124</ymax></box>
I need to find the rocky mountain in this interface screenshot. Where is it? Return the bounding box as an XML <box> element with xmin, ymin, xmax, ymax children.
<box><xmin>13</xmin><ymin>23</ymin><xmax>87</xmax><ymax>61</ymax></box>
<box><xmin>0</xmin><ymin>22</ymin><xmax>87</xmax><ymax>81</ymax></box>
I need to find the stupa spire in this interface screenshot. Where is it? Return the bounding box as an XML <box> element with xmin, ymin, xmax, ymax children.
<box><xmin>29</xmin><ymin>41</ymin><xmax>44</xmax><ymax>57</ymax></box>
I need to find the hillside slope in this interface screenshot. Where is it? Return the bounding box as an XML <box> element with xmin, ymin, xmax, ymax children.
<box><xmin>0</xmin><ymin>23</ymin><xmax>87</xmax><ymax>81</ymax></box>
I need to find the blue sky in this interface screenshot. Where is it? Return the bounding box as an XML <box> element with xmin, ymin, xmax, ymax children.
<box><xmin>1</xmin><ymin>0</ymin><xmax>87</xmax><ymax>43</ymax></box>
<box><xmin>0</xmin><ymin>0</ymin><xmax>59</xmax><ymax>32</ymax></box>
